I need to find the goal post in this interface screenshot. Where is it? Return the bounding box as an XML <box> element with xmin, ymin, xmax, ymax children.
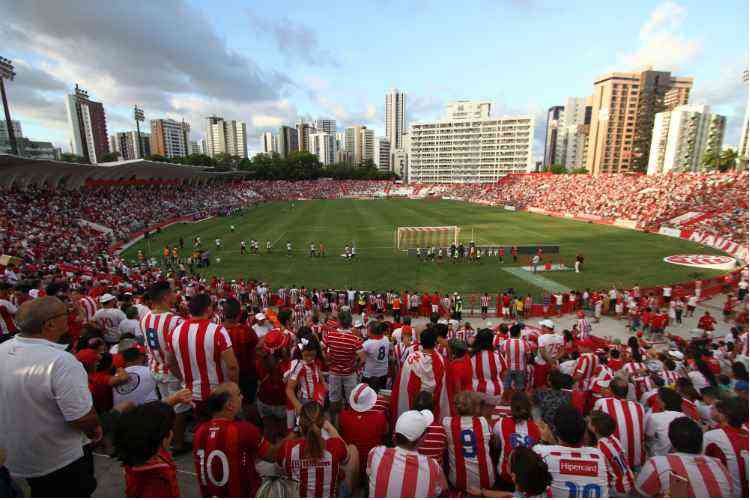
<box><xmin>395</xmin><ymin>226</ymin><xmax>460</xmax><ymax>250</ymax></box>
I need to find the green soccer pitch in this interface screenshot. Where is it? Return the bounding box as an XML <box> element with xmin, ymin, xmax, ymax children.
<box><xmin>122</xmin><ymin>198</ymin><xmax>729</xmax><ymax>298</ymax></box>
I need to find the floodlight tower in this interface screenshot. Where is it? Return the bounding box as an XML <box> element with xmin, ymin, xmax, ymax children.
<box><xmin>0</xmin><ymin>57</ymin><xmax>18</xmax><ymax>156</ymax></box>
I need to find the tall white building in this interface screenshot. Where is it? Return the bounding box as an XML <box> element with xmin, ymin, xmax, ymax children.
<box><xmin>409</xmin><ymin>102</ymin><xmax>534</xmax><ymax>183</ymax></box>
<box><xmin>739</xmin><ymin>70</ymin><xmax>749</xmax><ymax>165</ymax></box>
<box><xmin>110</xmin><ymin>131</ymin><xmax>150</xmax><ymax>160</ymax></box>
<box><xmin>373</xmin><ymin>137</ymin><xmax>391</xmax><ymax>170</ymax></box>
<box><xmin>188</xmin><ymin>140</ymin><xmax>201</xmax><ymax>155</ymax></box>
<box><xmin>314</xmin><ymin>118</ymin><xmax>336</xmax><ymax>135</ymax></box>
<box><xmin>296</xmin><ymin>122</ymin><xmax>316</xmax><ymax>152</ymax></box>
<box><xmin>560</xmin><ymin>96</ymin><xmax>593</xmax><ymax>170</ymax></box>
<box><xmin>65</xmin><ymin>85</ymin><xmax>109</xmax><ymax>163</ymax></box>
<box><xmin>204</xmin><ymin>117</ymin><xmax>248</xmax><ymax>158</ymax></box>
<box><xmin>309</xmin><ymin>132</ymin><xmax>337</xmax><ymax>165</ymax></box>
<box><xmin>647</xmin><ymin>104</ymin><xmax>726</xmax><ymax>175</ymax></box>
<box><xmin>385</xmin><ymin>89</ymin><xmax>406</xmax><ymax>150</ymax></box>
<box><xmin>543</xmin><ymin>106</ymin><xmax>565</xmax><ymax>168</ymax></box>
<box><xmin>262</xmin><ymin>131</ymin><xmax>277</xmax><ymax>154</ymax></box>
<box><xmin>345</xmin><ymin>125</ymin><xmax>374</xmax><ymax>165</ymax></box>
<box><xmin>444</xmin><ymin>100</ymin><xmax>492</xmax><ymax>120</ymax></box>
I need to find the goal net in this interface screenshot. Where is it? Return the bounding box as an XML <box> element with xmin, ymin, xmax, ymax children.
<box><xmin>395</xmin><ymin>226</ymin><xmax>460</xmax><ymax>250</ymax></box>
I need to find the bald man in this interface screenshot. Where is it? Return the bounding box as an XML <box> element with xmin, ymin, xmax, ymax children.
<box><xmin>0</xmin><ymin>297</ymin><xmax>101</xmax><ymax>497</ymax></box>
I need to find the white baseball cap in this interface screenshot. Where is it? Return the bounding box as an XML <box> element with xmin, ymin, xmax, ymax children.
<box><xmin>28</xmin><ymin>289</ymin><xmax>39</xmax><ymax>299</ymax></box>
<box><xmin>539</xmin><ymin>319</ymin><xmax>555</xmax><ymax>329</ymax></box>
<box><xmin>255</xmin><ymin>313</ymin><xmax>266</xmax><ymax>321</ymax></box>
<box><xmin>395</xmin><ymin>410</ymin><xmax>434</xmax><ymax>441</ymax></box>
<box><xmin>668</xmin><ymin>350</ymin><xmax>685</xmax><ymax>361</ymax></box>
<box><xmin>349</xmin><ymin>383</ymin><xmax>377</xmax><ymax>413</ymax></box>
<box><xmin>99</xmin><ymin>293</ymin><xmax>117</xmax><ymax>304</ymax></box>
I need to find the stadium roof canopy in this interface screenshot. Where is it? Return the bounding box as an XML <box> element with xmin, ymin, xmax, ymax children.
<box><xmin>0</xmin><ymin>155</ymin><xmax>243</xmax><ymax>189</ymax></box>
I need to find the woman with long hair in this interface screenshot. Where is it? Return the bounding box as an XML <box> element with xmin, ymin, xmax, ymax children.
<box><xmin>277</xmin><ymin>401</ymin><xmax>359</xmax><ymax>497</ymax></box>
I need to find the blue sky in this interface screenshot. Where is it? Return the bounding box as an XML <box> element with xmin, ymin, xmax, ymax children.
<box><xmin>2</xmin><ymin>0</ymin><xmax>747</xmax><ymax>158</ymax></box>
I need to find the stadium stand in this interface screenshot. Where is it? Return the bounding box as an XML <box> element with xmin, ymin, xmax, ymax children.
<box><xmin>0</xmin><ymin>155</ymin><xmax>747</xmax><ymax>498</ymax></box>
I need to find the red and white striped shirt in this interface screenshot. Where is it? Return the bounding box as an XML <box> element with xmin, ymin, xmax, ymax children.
<box><xmin>284</xmin><ymin>359</ymin><xmax>326</xmax><ymax>405</ymax></box>
<box><xmin>636</xmin><ymin>452</ymin><xmax>735</xmax><ymax>497</ymax></box>
<box><xmin>0</xmin><ymin>299</ymin><xmax>17</xmax><ymax>336</ymax></box>
<box><xmin>593</xmin><ymin>397</ymin><xmax>646</xmax><ymax>468</ymax></box>
<box><xmin>577</xmin><ymin>318</ymin><xmax>592</xmax><ymax>339</ymax></box>
<box><xmin>659</xmin><ymin>369</ymin><xmax>680</xmax><ymax>386</ymax></box>
<box><xmin>622</xmin><ymin>362</ymin><xmax>647</xmax><ymax>376</ymax></box>
<box><xmin>444</xmin><ymin>416</ymin><xmax>495</xmax><ymax>492</ymax></box>
<box><xmin>279</xmin><ymin>437</ymin><xmax>348</xmax><ymax>497</ymax></box>
<box><xmin>391</xmin><ymin>350</ymin><xmax>449</xmax><ymax>423</ymax></box>
<box><xmin>78</xmin><ymin>296</ymin><xmax>98</xmax><ymax>322</ymax></box>
<box><xmin>501</xmin><ymin>338</ymin><xmax>531</xmax><ymax>372</ymax></box>
<box><xmin>492</xmin><ymin>417</ymin><xmax>541</xmax><ymax>477</ymax></box>
<box><xmin>480</xmin><ymin>295</ymin><xmax>490</xmax><ymax>308</ymax></box>
<box><xmin>367</xmin><ymin>445</ymin><xmax>447</xmax><ymax>497</ymax></box>
<box><xmin>167</xmin><ymin>318</ymin><xmax>232</xmax><ymax>401</ymax></box>
<box><xmin>324</xmin><ymin>329</ymin><xmax>363</xmax><ymax>375</ymax></box>
<box><xmin>573</xmin><ymin>352</ymin><xmax>599</xmax><ymax>390</ymax></box>
<box><xmin>417</xmin><ymin>422</ymin><xmax>448</xmax><ymax>465</ymax></box>
<box><xmin>141</xmin><ymin>311</ymin><xmax>183</xmax><ymax>376</ymax></box>
<box><xmin>597</xmin><ymin>435</ymin><xmax>635</xmax><ymax>495</ymax></box>
<box><xmin>533</xmin><ymin>444</ymin><xmax>610</xmax><ymax>498</ymax></box>
<box><xmin>703</xmin><ymin>426</ymin><xmax>748</xmax><ymax>498</ymax></box>
<box><xmin>468</xmin><ymin>350</ymin><xmax>506</xmax><ymax>401</ymax></box>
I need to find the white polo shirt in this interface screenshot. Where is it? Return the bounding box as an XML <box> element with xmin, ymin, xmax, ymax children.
<box><xmin>0</xmin><ymin>336</ymin><xmax>93</xmax><ymax>477</ymax></box>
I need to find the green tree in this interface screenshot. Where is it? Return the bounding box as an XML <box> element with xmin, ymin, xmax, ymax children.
<box><xmin>145</xmin><ymin>154</ymin><xmax>169</xmax><ymax>162</ymax></box>
<box><xmin>703</xmin><ymin>148</ymin><xmax>738</xmax><ymax>172</ymax></box>
<box><xmin>59</xmin><ymin>153</ymin><xmax>88</xmax><ymax>163</ymax></box>
<box><xmin>99</xmin><ymin>152</ymin><xmax>119</xmax><ymax>162</ymax></box>
<box><xmin>544</xmin><ymin>164</ymin><xmax>568</xmax><ymax>174</ymax></box>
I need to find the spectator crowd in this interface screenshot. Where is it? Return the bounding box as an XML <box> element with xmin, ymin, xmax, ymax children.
<box><xmin>0</xmin><ymin>170</ymin><xmax>747</xmax><ymax>498</ymax></box>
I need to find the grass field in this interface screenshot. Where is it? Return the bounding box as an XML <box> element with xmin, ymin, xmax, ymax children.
<box><xmin>123</xmin><ymin>199</ymin><xmax>729</xmax><ymax>298</ymax></box>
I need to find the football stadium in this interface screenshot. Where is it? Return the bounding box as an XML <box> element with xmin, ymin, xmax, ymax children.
<box><xmin>1</xmin><ymin>2</ymin><xmax>749</xmax><ymax>497</ymax></box>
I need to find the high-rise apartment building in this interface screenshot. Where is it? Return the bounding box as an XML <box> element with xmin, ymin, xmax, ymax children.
<box><xmin>313</xmin><ymin>118</ymin><xmax>336</xmax><ymax>135</ymax></box>
<box><xmin>109</xmin><ymin>131</ymin><xmax>150</xmax><ymax>160</ymax></box>
<box><xmin>373</xmin><ymin>137</ymin><xmax>391</xmax><ymax>170</ymax></box>
<box><xmin>278</xmin><ymin>125</ymin><xmax>299</xmax><ymax>158</ymax></box>
<box><xmin>344</xmin><ymin>126</ymin><xmax>367</xmax><ymax>164</ymax></box>
<box><xmin>444</xmin><ymin>100</ymin><xmax>492</xmax><ymax>120</ymax></box>
<box><xmin>560</xmin><ymin>96</ymin><xmax>593</xmax><ymax>170</ymax></box>
<box><xmin>309</xmin><ymin>132</ymin><xmax>337</xmax><ymax>165</ymax></box>
<box><xmin>385</xmin><ymin>88</ymin><xmax>406</xmax><ymax>150</ymax></box>
<box><xmin>296</xmin><ymin>122</ymin><xmax>316</xmax><ymax>153</ymax></box>
<box><xmin>543</xmin><ymin>106</ymin><xmax>565</xmax><ymax>168</ymax></box>
<box><xmin>0</xmin><ymin>120</ymin><xmax>22</xmax><ymax>142</ymax></box>
<box><xmin>739</xmin><ymin>70</ymin><xmax>749</xmax><ymax>166</ymax></box>
<box><xmin>150</xmin><ymin>119</ymin><xmax>190</xmax><ymax>158</ymax></box>
<box><xmin>409</xmin><ymin>102</ymin><xmax>534</xmax><ymax>183</ymax></box>
<box><xmin>586</xmin><ymin>69</ymin><xmax>693</xmax><ymax>174</ymax></box>
<box><xmin>204</xmin><ymin>117</ymin><xmax>247</xmax><ymax>158</ymax></box>
<box><xmin>262</xmin><ymin>131</ymin><xmax>278</xmax><ymax>154</ymax></box>
<box><xmin>65</xmin><ymin>84</ymin><xmax>109</xmax><ymax>163</ymax></box>
<box><xmin>647</xmin><ymin>104</ymin><xmax>726</xmax><ymax>175</ymax></box>
<box><xmin>188</xmin><ymin>140</ymin><xmax>201</xmax><ymax>155</ymax></box>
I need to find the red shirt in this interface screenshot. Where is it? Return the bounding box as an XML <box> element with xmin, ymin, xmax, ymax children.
<box><xmin>255</xmin><ymin>358</ymin><xmax>289</xmax><ymax>406</ymax></box>
<box><xmin>193</xmin><ymin>418</ymin><xmax>270</xmax><ymax>497</ymax></box>
<box><xmin>339</xmin><ymin>409</ymin><xmax>388</xmax><ymax>472</ymax></box>
<box><xmin>324</xmin><ymin>329</ymin><xmax>363</xmax><ymax>375</ymax></box>
<box><xmin>608</xmin><ymin>358</ymin><xmax>624</xmax><ymax>372</ymax></box>
<box><xmin>89</xmin><ymin>372</ymin><xmax>114</xmax><ymax>413</ymax></box>
<box><xmin>224</xmin><ymin>323</ymin><xmax>257</xmax><ymax>378</ymax></box>
<box><xmin>448</xmin><ymin>357</ymin><xmax>473</xmax><ymax>396</ymax></box>
<box><xmin>124</xmin><ymin>449</ymin><xmax>180</xmax><ymax>498</ymax></box>
<box><xmin>278</xmin><ymin>436</ymin><xmax>348</xmax><ymax>497</ymax></box>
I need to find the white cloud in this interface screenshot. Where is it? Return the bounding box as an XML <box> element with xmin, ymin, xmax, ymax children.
<box><xmin>616</xmin><ymin>1</ymin><xmax>701</xmax><ymax>71</ymax></box>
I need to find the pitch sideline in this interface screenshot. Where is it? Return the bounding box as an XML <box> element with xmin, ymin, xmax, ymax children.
<box><xmin>502</xmin><ymin>267</ymin><xmax>569</xmax><ymax>293</ymax></box>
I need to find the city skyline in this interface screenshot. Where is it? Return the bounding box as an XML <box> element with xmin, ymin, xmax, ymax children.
<box><xmin>1</xmin><ymin>0</ymin><xmax>746</xmax><ymax>160</ymax></box>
